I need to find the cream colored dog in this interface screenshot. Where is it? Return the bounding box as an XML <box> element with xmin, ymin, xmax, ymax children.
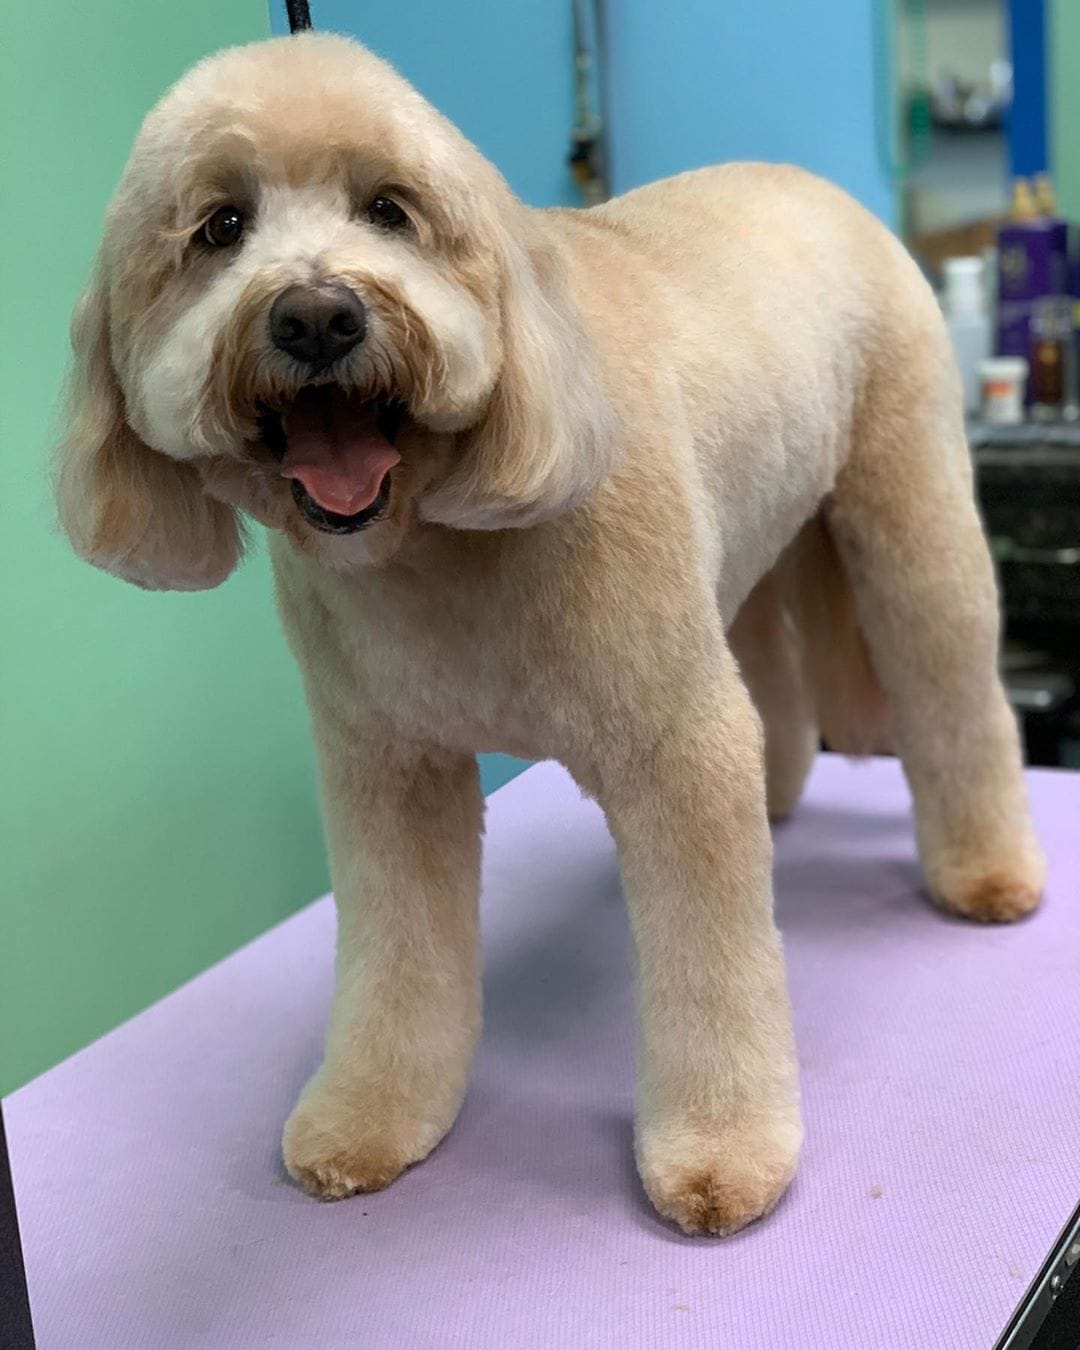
<box><xmin>55</xmin><ymin>33</ymin><xmax>1045</xmax><ymax>1236</ymax></box>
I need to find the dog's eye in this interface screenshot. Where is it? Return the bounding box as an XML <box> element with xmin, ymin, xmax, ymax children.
<box><xmin>367</xmin><ymin>196</ymin><xmax>409</xmax><ymax>231</ymax></box>
<box><xmin>203</xmin><ymin>206</ymin><xmax>245</xmax><ymax>248</ymax></box>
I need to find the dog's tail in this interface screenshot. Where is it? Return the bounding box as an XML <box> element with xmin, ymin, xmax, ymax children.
<box><xmin>786</xmin><ymin>515</ymin><xmax>892</xmax><ymax>756</ymax></box>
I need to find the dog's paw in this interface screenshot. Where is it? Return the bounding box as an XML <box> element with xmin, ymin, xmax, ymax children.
<box><xmin>284</xmin><ymin>1136</ymin><xmax>409</xmax><ymax>1200</ymax></box>
<box><xmin>936</xmin><ymin>869</ymin><xmax>1042</xmax><ymax>923</ymax></box>
<box><xmin>282</xmin><ymin>1077</ymin><xmax>448</xmax><ymax>1201</ymax></box>
<box><xmin>638</xmin><ymin>1114</ymin><xmax>801</xmax><ymax>1237</ymax></box>
<box><xmin>928</xmin><ymin>842</ymin><xmax>1046</xmax><ymax>924</ymax></box>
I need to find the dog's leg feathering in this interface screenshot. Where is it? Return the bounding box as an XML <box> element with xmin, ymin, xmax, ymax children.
<box><xmin>283</xmin><ymin>730</ymin><xmax>483</xmax><ymax>1199</ymax></box>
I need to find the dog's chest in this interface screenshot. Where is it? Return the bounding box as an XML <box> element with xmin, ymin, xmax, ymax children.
<box><xmin>282</xmin><ymin>545</ymin><xmax>560</xmax><ymax>759</ymax></box>
<box><xmin>367</xmin><ymin>594</ymin><xmax>540</xmax><ymax>751</ymax></box>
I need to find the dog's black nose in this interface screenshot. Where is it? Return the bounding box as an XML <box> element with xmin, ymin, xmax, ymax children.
<box><xmin>269</xmin><ymin>283</ymin><xmax>366</xmax><ymax>367</ymax></box>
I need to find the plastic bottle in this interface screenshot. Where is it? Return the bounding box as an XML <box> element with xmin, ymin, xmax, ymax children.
<box><xmin>942</xmin><ymin>257</ymin><xmax>993</xmax><ymax>415</ymax></box>
<box><xmin>978</xmin><ymin>356</ymin><xmax>1028</xmax><ymax>425</ymax></box>
<box><xmin>1032</xmin><ymin>173</ymin><xmax>1057</xmax><ymax>217</ymax></box>
<box><xmin>1010</xmin><ymin>178</ymin><xmax>1039</xmax><ymax>221</ymax></box>
<box><xmin>1030</xmin><ymin>295</ymin><xmax>1079</xmax><ymax>421</ymax></box>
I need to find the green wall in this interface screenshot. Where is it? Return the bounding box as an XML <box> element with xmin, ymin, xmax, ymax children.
<box><xmin>0</xmin><ymin>0</ymin><xmax>327</xmax><ymax>1095</ymax></box>
<box><xmin>1050</xmin><ymin>0</ymin><xmax>1080</xmax><ymax>220</ymax></box>
<box><xmin>0</xmin><ymin>2</ymin><xmax>526</xmax><ymax>1097</ymax></box>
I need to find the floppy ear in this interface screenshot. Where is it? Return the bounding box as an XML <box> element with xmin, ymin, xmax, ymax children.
<box><xmin>54</xmin><ymin>270</ymin><xmax>243</xmax><ymax>591</ymax></box>
<box><xmin>423</xmin><ymin>228</ymin><xmax>619</xmax><ymax>530</ymax></box>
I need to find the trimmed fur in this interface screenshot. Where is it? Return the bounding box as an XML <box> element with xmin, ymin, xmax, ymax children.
<box><xmin>54</xmin><ymin>34</ymin><xmax>1045</xmax><ymax>1237</ymax></box>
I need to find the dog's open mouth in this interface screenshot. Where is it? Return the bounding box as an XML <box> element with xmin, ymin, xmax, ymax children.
<box><xmin>258</xmin><ymin>387</ymin><xmax>406</xmax><ymax>534</ymax></box>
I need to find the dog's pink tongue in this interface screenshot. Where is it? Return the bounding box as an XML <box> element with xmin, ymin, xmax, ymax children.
<box><xmin>280</xmin><ymin>387</ymin><xmax>400</xmax><ymax>516</ymax></box>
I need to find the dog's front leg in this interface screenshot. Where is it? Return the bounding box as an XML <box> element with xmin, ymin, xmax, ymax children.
<box><xmin>597</xmin><ymin>646</ymin><xmax>802</xmax><ymax>1235</ymax></box>
<box><xmin>283</xmin><ymin>727</ymin><xmax>483</xmax><ymax>1199</ymax></box>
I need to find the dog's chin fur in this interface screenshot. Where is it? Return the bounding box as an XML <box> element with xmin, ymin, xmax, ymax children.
<box><xmin>54</xmin><ymin>31</ymin><xmax>1045</xmax><ymax>1239</ymax></box>
<box><xmin>197</xmin><ymin>417</ymin><xmax>452</xmax><ymax>570</ymax></box>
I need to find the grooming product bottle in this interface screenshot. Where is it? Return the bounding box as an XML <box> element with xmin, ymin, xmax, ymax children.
<box><xmin>1033</xmin><ymin>173</ymin><xmax>1057</xmax><ymax>216</ymax></box>
<box><xmin>942</xmin><ymin>257</ymin><xmax>992</xmax><ymax>415</ymax></box>
<box><xmin>978</xmin><ymin>356</ymin><xmax>1028</xmax><ymax>425</ymax></box>
<box><xmin>1011</xmin><ymin>177</ymin><xmax>1038</xmax><ymax>220</ymax></box>
<box><xmin>996</xmin><ymin>177</ymin><xmax>1070</xmax><ymax>399</ymax></box>
<box><xmin>1029</xmin><ymin>296</ymin><xmax>1079</xmax><ymax>420</ymax></box>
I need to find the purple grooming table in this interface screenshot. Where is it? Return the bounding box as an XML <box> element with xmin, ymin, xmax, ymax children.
<box><xmin>7</xmin><ymin>756</ymin><xmax>1080</xmax><ymax>1349</ymax></box>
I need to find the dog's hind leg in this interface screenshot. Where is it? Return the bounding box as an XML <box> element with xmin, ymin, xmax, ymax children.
<box><xmin>826</xmin><ymin>372</ymin><xmax>1044</xmax><ymax>922</ymax></box>
<box><xmin>728</xmin><ymin>566</ymin><xmax>818</xmax><ymax>822</ymax></box>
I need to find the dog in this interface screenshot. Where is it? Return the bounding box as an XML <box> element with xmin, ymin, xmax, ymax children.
<box><xmin>54</xmin><ymin>32</ymin><xmax>1045</xmax><ymax>1236</ymax></box>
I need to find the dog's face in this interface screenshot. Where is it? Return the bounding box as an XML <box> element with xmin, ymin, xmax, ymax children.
<box><xmin>56</xmin><ymin>34</ymin><xmax>615</xmax><ymax>588</ymax></box>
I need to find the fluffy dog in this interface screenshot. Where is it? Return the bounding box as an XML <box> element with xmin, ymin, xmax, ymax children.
<box><xmin>55</xmin><ymin>33</ymin><xmax>1044</xmax><ymax>1236</ymax></box>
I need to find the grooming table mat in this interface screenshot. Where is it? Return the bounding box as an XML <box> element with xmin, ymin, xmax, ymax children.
<box><xmin>7</xmin><ymin>756</ymin><xmax>1080</xmax><ymax>1348</ymax></box>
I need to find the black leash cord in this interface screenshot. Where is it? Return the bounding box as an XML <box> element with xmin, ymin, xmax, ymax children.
<box><xmin>286</xmin><ymin>0</ymin><xmax>312</xmax><ymax>33</ymax></box>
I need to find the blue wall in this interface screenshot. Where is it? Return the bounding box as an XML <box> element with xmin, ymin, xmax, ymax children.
<box><xmin>605</xmin><ymin>0</ymin><xmax>894</xmax><ymax>219</ymax></box>
<box><xmin>271</xmin><ymin>1</ymin><xmax>895</xmax><ymax>211</ymax></box>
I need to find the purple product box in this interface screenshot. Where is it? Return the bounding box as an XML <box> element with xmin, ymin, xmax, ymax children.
<box><xmin>1071</xmin><ymin>239</ymin><xmax>1080</xmax><ymax>340</ymax></box>
<box><xmin>997</xmin><ymin>218</ymin><xmax>1069</xmax><ymax>303</ymax></box>
<box><xmin>995</xmin><ymin>219</ymin><xmax>1071</xmax><ymax>394</ymax></box>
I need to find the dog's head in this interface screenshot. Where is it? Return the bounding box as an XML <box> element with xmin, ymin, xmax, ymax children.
<box><xmin>56</xmin><ymin>33</ymin><xmax>616</xmax><ymax>588</ymax></box>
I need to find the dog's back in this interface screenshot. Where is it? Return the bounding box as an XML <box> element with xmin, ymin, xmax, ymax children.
<box><xmin>549</xmin><ymin>163</ymin><xmax>957</xmax><ymax>623</ymax></box>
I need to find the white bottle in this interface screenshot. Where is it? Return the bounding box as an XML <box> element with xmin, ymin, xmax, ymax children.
<box><xmin>941</xmin><ymin>257</ymin><xmax>993</xmax><ymax>416</ymax></box>
<box><xmin>978</xmin><ymin>356</ymin><xmax>1028</xmax><ymax>425</ymax></box>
